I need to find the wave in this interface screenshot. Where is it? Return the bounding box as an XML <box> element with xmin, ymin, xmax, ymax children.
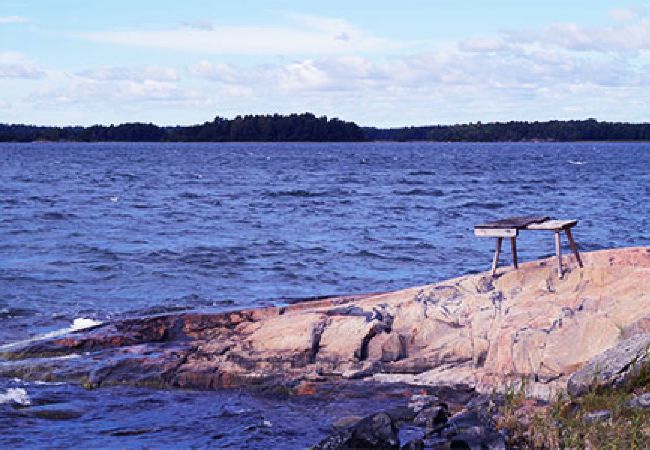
<box><xmin>0</xmin><ymin>318</ymin><xmax>102</xmax><ymax>351</ymax></box>
<box><xmin>27</xmin><ymin>196</ymin><xmax>56</xmax><ymax>204</ymax></box>
<box><xmin>393</xmin><ymin>189</ymin><xmax>444</xmax><ymax>197</ymax></box>
<box><xmin>179</xmin><ymin>192</ymin><xmax>202</xmax><ymax>199</ymax></box>
<box><xmin>265</xmin><ymin>190</ymin><xmax>329</xmax><ymax>198</ymax></box>
<box><xmin>41</xmin><ymin>212</ymin><xmax>76</xmax><ymax>220</ymax></box>
<box><xmin>408</xmin><ymin>170</ymin><xmax>436</xmax><ymax>176</ymax></box>
<box><xmin>568</xmin><ymin>160</ymin><xmax>586</xmax><ymax>165</ymax></box>
<box><xmin>459</xmin><ymin>201</ymin><xmax>505</xmax><ymax>209</ymax></box>
<box><xmin>398</xmin><ymin>179</ymin><xmax>426</xmax><ymax>185</ymax></box>
<box><xmin>0</xmin><ymin>307</ymin><xmax>37</xmax><ymax>319</ymax></box>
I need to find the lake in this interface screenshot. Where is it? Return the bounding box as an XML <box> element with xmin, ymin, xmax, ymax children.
<box><xmin>1</xmin><ymin>141</ymin><xmax>650</xmax><ymax>447</ymax></box>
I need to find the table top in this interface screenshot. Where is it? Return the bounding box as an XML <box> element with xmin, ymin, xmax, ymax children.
<box><xmin>475</xmin><ymin>215</ymin><xmax>549</xmax><ymax>230</ymax></box>
<box><xmin>525</xmin><ymin>219</ymin><xmax>577</xmax><ymax>230</ymax></box>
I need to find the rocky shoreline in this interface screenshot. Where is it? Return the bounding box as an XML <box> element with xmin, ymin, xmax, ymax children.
<box><xmin>2</xmin><ymin>247</ymin><xmax>650</xmax><ymax>448</ymax></box>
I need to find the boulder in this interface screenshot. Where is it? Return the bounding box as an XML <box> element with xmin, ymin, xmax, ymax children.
<box><xmin>413</xmin><ymin>404</ymin><xmax>448</xmax><ymax>428</ymax></box>
<box><xmin>314</xmin><ymin>412</ymin><xmax>399</xmax><ymax>449</ymax></box>
<box><xmin>567</xmin><ymin>333</ymin><xmax>650</xmax><ymax>396</ymax></box>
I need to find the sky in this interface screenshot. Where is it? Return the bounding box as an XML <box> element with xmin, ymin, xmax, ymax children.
<box><xmin>2</xmin><ymin>0</ymin><xmax>650</xmax><ymax>127</ymax></box>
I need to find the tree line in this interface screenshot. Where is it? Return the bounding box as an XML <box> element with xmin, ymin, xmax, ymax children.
<box><xmin>2</xmin><ymin>115</ymin><xmax>650</xmax><ymax>142</ymax></box>
<box><xmin>0</xmin><ymin>113</ymin><xmax>365</xmax><ymax>142</ymax></box>
<box><xmin>364</xmin><ymin>119</ymin><xmax>650</xmax><ymax>142</ymax></box>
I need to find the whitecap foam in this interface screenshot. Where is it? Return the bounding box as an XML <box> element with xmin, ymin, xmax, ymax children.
<box><xmin>0</xmin><ymin>318</ymin><xmax>103</xmax><ymax>351</ymax></box>
<box><xmin>0</xmin><ymin>388</ymin><xmax>31</xmax><ymax>405</ymax></box>
<box><xmin>568</xmin><ymin>160</ymin><xmax>585</xmax><ymax>165</ymax></box>
<box><xmin>10</xmin><ymin>378</ymin><xmax>67</xmax><ymax>386</ymax></box>
<box><xmin>33</xmin><ymin>380</ymin><xmax>67</xmax><ymax>386</ymax></box>
<box><xmin>70</xmin><ymin>318</ymin><xmax>103</xmax><ymax>331</ymax></box>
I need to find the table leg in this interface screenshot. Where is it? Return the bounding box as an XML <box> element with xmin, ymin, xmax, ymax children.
<box><xmin>510</xmin><ymin>237</ymin><xmax>518</xmax><ymax>269</ymax></box>
<box><xmin>554</xmin><ymin>231</ymin><xmax>563</xmax><ymax>278</ymax></box>
<box><xmin>491</xmin><ymin>237</ymin><xmax>503</xmax><ymax>276</ymax></box>
<box><xmin>565</xmin><ymin>228</ymin><xmax>583</xmax><ymax>268</ymax></box>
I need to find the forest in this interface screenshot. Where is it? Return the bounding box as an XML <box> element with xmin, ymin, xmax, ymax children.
<box><xmin>364</xmin><ymin>119</ymin><xmax>650</xmax><ymax>142</ymax></box>
<box><xmin>0</xmin><ymin>113</ymin><xmax>365</xmax><ymax>142</ymax></box>
<box><xmin>2</xmin><ymin>115</ymin><xmax>650</xmax><ymax>142</ymax></box>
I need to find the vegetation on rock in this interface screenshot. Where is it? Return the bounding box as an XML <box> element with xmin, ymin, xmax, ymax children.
<box><xmin>498</xmin><ymin>359</ymin><xmax>650</xmax><ymax>448</ymax></box>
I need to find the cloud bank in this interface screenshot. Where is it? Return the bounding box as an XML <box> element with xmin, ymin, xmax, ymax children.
<box><xmin>8</xmin><ymin>8</ymin><xmax>650</xmax><ymax>126</ymax></box>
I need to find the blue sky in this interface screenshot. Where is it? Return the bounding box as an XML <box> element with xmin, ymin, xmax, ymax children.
<box><xmin>2</xmin><ymin>0</ymin><xmax>650</xmax><ymax>126</ymax></box>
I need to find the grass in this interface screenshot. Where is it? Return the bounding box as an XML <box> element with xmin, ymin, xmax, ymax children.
<box><xmin>496</xmin><ymin>362</ymin><xmax>650</xmax><ymax>449</ymax></box>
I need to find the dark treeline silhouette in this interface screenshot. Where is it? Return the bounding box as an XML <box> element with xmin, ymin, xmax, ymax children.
<box><xmin>0</xmin><ymin>113</ymin><xmax>365</xmax><ymax>142</ymax></box>
<box><xmin>364</xmin><ymin>119</ymin><xmax>650</xmax><ymax>142</ymax></box>
<box><xmin>3</xmin><ymin>115</ymin><xmax>650</xmax><ymax>142</ymax></box>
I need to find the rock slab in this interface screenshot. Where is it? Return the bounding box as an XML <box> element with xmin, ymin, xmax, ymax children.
<box><xmin>2</xmin><ymin>247</ymin><xmax>650</xmax><ymax>399</ymax></box>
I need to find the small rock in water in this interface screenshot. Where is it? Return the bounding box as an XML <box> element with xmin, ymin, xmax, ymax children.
<box><xmin>401</xmin><ymin>438</ymin><xmax>425</xmax><ymax>450</ymax></box>
<box><xmin>314</xmin><ymin>412</ymin><xmax>399</xmax><ymax>449</ymax></box>
<box><xmin>414</xmin><ymin>405</ymin><xmax>448</xmax><ymax>429</ymax></box>
<box><xmin>584</xmin><ymin>409</ymin><xmax>612</xmax><ymax>424</ymax></box>
<box><xmin>408</xmin><ymin>393</ymin><xmax>439</xmax><ymax>413</ymax></box>
<box><xmin>29</xmin><ymin>408</ymin><xmax>83</xmax><ymax>420</ymax></box>
<box><xmin>333</xmin><ymin>416</ymin><xmax>362</xmax><ymax>429</ymax></box>
<box><xmin>385</xmin><ymin>405</ymin><xmax>417</xmax><ymax>423</ymax></box>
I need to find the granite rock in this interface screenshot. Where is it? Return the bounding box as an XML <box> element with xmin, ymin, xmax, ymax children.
<box><xmin>2</xmin><ymin>247</ymin><xmax>650</xmax><ymax>399</ymax></box>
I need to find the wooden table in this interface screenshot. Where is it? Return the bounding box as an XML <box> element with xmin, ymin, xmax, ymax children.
<box><xmin>474</xmin><ymin>216</ymin><xmax>583</xmax><ymax>278</ymax></box>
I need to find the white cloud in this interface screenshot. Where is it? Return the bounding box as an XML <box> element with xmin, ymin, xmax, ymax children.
<box><xmin>12</xmin><ymin>10</ymin><xmax>650</xmax><ymax>126</ymax></box>
<box><xmin>609</xmin><ymin>7</ymin><xmax>645</xmax><ymax>22</ymax></box>
<box><xmin>458</xmin><ymin>37</ymin><xmax>510</xmax><ymax>53</ymax></box>
<box><xmin>180</xmin><ymin>19</ymin><xmax>214</xmax><ymax>31</ymax></box>
<box><xmin>279</xmin><ymin>60</ymin><xmax>331</xmax><ymax>91</ymax></box>
<box><xmin>187</xmin><ymin>61</ymin><xmax>238</xmax><ymax>82</ymax></box>
<box><xmin>78</xmin><ymin>13</ymin><xmax>403</xmax><ymax>55</ymax></box>
<box><xmin>77</xmin><ymin>65</ymin><xmax>179</xmax><ymax>82</ymax></box>
<box><xmin>0</xmin><ymin>52</ymin><xmax>45</xmax><ymax>79</ymax></box>
<box><xmin>0</xmin><ymin>15</ymin><xmax>29</xmax><ymax>24</ymax></box>
<box><xmin>29</xmin><ymin>76</ymin><xmax>203</xmax><ymax>107</ymax></box>
<box><xmin>505</xmin><ymin>19</ymin><xmax>650</xmax><ymax>52</ymax></box>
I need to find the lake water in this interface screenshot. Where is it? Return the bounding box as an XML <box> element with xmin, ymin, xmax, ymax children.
<box><xmin>2</xmin><ymin>141</ymin><xmax>650</xmax><ymax>447</ymax></box>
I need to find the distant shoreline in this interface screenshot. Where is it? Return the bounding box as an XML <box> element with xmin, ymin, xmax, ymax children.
<box><xmin>2</xmin><ymin>113</ymin><xmax>650</xmax><ymax>143</ymax></box>
<box><xmin>6</xmin><ymin>139</ymin><xmax>650</xmax><ymax>144</ymax></box>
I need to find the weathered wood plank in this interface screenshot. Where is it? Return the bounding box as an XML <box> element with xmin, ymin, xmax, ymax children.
<box><xmin>555</xmin><ymin>231</ymin><xmax>563</xmax><ymax>278</ymax></box>
<box><xmin>491</xmin><ymin>237</ymin><xmax>503</xmax><ymax>276</ymax></box>
<box><xmin>510</xmin><ymin>237</ymin><xmax>518</xmax><ymax>269</ymax></box>
<box><xmin>565</xmin><ymin>228</ymin><xmax>583</xmax><ymax>268</ymax></box>
<box><xmin>526</xmin><ymin>219</ymin><xmax>577</xmax><ymax>231</ymax></box>
<box><xmin>475</xmin><ymin>215</ymin><xmax>549</xmax><ymax>229</ymax></box>
<box><xmin>474</xmin><ymin>228</ymin><xmax>518</xmax><ymax>238</ymax></box>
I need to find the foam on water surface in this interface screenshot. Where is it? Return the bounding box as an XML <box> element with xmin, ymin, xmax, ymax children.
<box><xmin>0</xmin><ymin>318</ymin><xmax>102</xmax><ymax>351</ymax></box>
<box><xmin>0</xmin><ymin>387</ymin><xmax>31</xmax><ymax>405</ymax></box>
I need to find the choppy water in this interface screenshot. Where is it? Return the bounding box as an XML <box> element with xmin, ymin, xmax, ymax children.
<box><xmin>2</xmin><ymin>141</ymin><xmax>650</xmax><ymax>447</ymax></box>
